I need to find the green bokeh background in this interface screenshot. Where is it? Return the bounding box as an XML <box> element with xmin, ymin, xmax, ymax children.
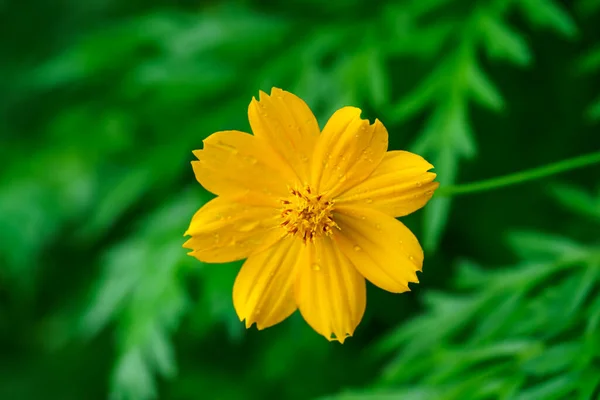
<box><xmin>2</xmin><ymin>0</ymin><xmax>600</xmax><ymax>399</ymax></box>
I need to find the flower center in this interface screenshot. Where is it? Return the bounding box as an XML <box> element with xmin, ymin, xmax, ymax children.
<box><xmin>280</xmin><ymin>186</ymin><xmax>338</xmax><ymax>243</ymax></box>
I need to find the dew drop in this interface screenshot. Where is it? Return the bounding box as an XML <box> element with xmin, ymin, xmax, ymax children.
<box><xmin>339</xmin><ymin>174</ymin><xmax>347</xmax><ymax>182</ymax></box>
<box><xmin>354</xmin><ymin>245</ymin><xmax>362</xmax><ymax>251</ymax></box>
<box><xmin>416</xmin><ymin>181</ymin><xmax>422</xmax><ymax>187</ymax></box>
<box><xmin>425</xmin><ymin>190</ymin><xmax>433</xmax><ymax>195</ymax></box>
<box><xmin>366</xmin><ymin>198</ymin><xmax>373</xmax><ymax>204</ymax></box>
<box><xmin>312</xmin><ymin>264</ymin><xmax>321</xmax><ymax>271</ymax></box>
<box><xmin>409</xmin><ymin>255</ymin><xmax>415</xmax><ymax>261</ymax></box>
<box><xmin>361</xmin><ymin>216</ymin><xmax>366</xmax><ymax>220</ymax></box>
<box><xmin>300</xmin><ymin>155</ymin><xmax>309</xmax><ymax>162</ymax></box>
<box><xmin>376</xmin><ymin>224</ymin><xmax>381</xmax><ymax>230</ymax></box>
<box><xmin>255</xmin><ymin>308</ymin><xmax>261</xmax><ymax>315</ymax></box>
<box><xmin>213</xmin><ymin>233</ymin><xmax>220</xmax><ymax>243</ymax></box>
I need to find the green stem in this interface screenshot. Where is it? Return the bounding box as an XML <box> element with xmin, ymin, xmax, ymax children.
<box><xmin>436</xmin><ymin>150</ymin><xmax>600</xmax><ymax>197</ymax></box>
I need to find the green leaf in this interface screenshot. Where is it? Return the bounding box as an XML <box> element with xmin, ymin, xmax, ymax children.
<box><xmin>455</xmin><ymin>259</ymin><xmax>488</xmax><ymax>288</ymax></box>
<box><xmin>406</xmin><ymin>0</ymin><xmax>454</xmax><ymax>17</ymax></box>
<box><xmin>387</xmin><ymin>61</ymin><xmax>450</xmax><ymax>122</ymax></box>
<box><xmin>466</xmin><ymin>62</ymin><xmax>504</xmax><ymax>111</ymax></box>
<box><xmin>446</xmin><ymin>101</ymin><xmax>477</xmax><ymax>158</ymax></box>
<box><xmin>470</xmin><ymin>292</ymin><xmax>522</xmax><ymax>342</ymax></box>
<box><xmin>422</xmin><ymin>142</ymin><xmax>460</xmax><ymax>250</ymax></box>
<box><xmin>389</xmin><ymin>21</ymin><xmax>456</xmax><ymax>58</ymax></box>
<box><xmin>507</xmin><ymin>231</ymin><xmax>587</xmax><ymax>260</ymax></box>
<box><xmin>78</xmin><ymin>167</ymin><xmax>153</xmax><ymax>241</ymax></box>
<box><xmin>111</xmin><ymin>348</ymin><xmax>156</xmax><ymax>400</ymax></box>
<box><xmin>521</xmin><ymin>342</ymin><xmax>582</xmax><ymax>376</ymax></box>
<box><xmin>577</xmin><ymin>45</ymin><xmax>600</xmax><ymax>74</ymax></box>
<box><xmin>324</xmin><ymin>389</ymin><xmax>440</xmax><ymax>400</ymax></box>
<box><xmin>518</xmin><ymin>0</ymin><xmax>578</xmax><ymax>38</ymax></box>
<box><xmin>587</xmin><ymin>95</ymin><xmax>600</xmax><ymax>121</ymax></box>
<box><xmin>480</xmin><ymin>16</ymin><xmax>532</xmax><ymax>66</ymax></box>
<box><xmin>549</xmin><ymin>183</ymin><xmax>600</xmax><ymax>220</ymax></box>
<box><xmin>513</xmin><ymin>373</ymin><xmax>578</xmax><ymax>400</ymax></box>
<box><xmin>365</xmin><ymin>50</ymin><xmax>390</xmax><ymax>108</ymax></box>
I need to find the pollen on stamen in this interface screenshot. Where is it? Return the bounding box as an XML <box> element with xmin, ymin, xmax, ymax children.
<box><xmin>279</xmin><ymin>185</ymin><xmax>339</xmax><ymax>243</ymax></box>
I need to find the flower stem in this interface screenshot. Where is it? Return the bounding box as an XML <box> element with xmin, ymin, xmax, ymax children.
<box><xmin>436</xmin><ymin>150</ymin><xmax>600</xmax><ymax>197</ymax></box>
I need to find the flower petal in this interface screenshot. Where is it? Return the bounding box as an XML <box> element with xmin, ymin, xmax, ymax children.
<box><xmin>192</xmin><ymin>130</ymin><xmax>297</xmax><ymax>206</ymax></box>
<box><xmin>233</xmin><ymin>236</ymin><xmax>304</xmax><ymax>330</ymax></box>
<box><xmin>310</xmin><ymin>107</ymin><xmax>388</xmax><ymax>198</ymax></box>
<box><xmin>336</xmin><ymin>151</ymin><xmax>439</xmax><ymax>217</ymax></box>
<box><xmin>248</xmin><ymin>88</ymin><xmax>320</xmax><ymax>184</ymax></box>
<box><xmin>183</xmin><ymin>197</ymin><xmax>283</xmax><ymax>263</ymax></box>
<box><xmin>294</xmin><ymin>237</ymin><xmax>366</xmax><ymax>343</ymax></box>
<box><xmin>333</xmin><ymin>205</ymin><xmax>423</xmax><ymax>293</ymax></box>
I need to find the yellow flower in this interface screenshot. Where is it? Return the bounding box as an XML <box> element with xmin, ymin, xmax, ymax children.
<box><xmin>184</xmin><ymin>88</ymin><xmax>438</xmax><ymax>343</ymax></box>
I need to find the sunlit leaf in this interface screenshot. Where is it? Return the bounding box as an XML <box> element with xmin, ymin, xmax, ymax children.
<box><xmin>518</xmin><ymin>0</ymin><xmax>578</xmax><ymax>38</ymax></box>
<box><xmin>466</xmin><ymin>62</ymin><xmax>504</xmax><ymax>111</ymax></box>
<box><xmin>480</xmin><ymin>16</ymin><xmax>532</xmax><ymax>66</ymax></box>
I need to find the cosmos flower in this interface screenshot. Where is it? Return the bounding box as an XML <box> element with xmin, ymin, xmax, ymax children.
<box><xmin>184</xmin><ymin>88</ymin><xmax>438</xmax><ymax>343</ymax></box>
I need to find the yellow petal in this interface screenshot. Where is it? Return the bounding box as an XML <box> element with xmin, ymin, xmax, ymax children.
<box><xmin>248</xmin><ymin>88</ymin><xmax>320</xmax><ymax>184</ymax></box>
<box><xmin>294</xmin><ymin>237</ymin><xmax>366</xmax><ymax>343</ymax></box>
<box><xmin>310</xmin><ymin>107</ymin><xmax>388</xmax><ymax>198</ymax></box>
<box><xmin>332</xmin><ymin>205</ymin><xmax>423</xmax><ymax>293</ymax></box>
<box><xmin>233</xmin><ymin>236</ymin><xmax>304</xmax><ymax>330</ymax></box>
<box><xmin>192</xmin><ymin>130</ymin><xmax>297</xmax><ymax>207</ymax></box>
<box><xmin>183</xmin><ymin>197</ymin><xmax>283</xmax><ymax>263</ymax></box>
<box><xmin>336</xmin><ymin>151</ymin><xmax>439</xmax><ymax>217</ymax></box>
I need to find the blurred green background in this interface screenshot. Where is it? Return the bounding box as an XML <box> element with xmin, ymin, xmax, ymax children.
<box><xmin>2</xmin><ymin>0</ymin><xmax>600</xmax><ymax>399</ymax></box>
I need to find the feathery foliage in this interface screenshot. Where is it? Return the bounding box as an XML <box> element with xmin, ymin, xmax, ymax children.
<box><xmin>1</xmin><ymin>0</ymin><xmax>599</xmax><ymax>399</ymax></box>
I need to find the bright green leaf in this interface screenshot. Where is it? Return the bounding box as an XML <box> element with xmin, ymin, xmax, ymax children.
<box><xmin>466</xmin><ymin>62</ymin><xmax>504</xmax><ymax>111</ymax></box>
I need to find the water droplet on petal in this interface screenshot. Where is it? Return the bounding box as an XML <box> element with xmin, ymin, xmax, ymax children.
<box><xmin>354</xmin><ymin>245</ymin><xmax>361</xmax><ymax>251</ymax></box>
<box><xmin>213</xmin><ymin>233</ymin><xmax>220</xmax><ymax>243</ymax></box>
<box><xmin>255</xmin><ymin>308</ymin><xmax>261</xmax><ymax>315</ymax></box>
<box><xmin>361</xmin><ymin>216</ymin><xmax>366</xmax><ymax>220</ymax></box>
<box><xmin>416</xmin><ymin>181</ymin><xmax>422</xmax><ymax>187</ymax></box>
<box><xmin>425</xmin><ymin>190</ymin><xmax>433</xmax><ymax>195</ymax></box>
<box><xmin>376</xmin><ymin>224</ymin><xmax>381</xmax><ymax>230</ymax></box>
<box><xmin>366</xmin><ymin>198</ymin><xmax>373</xmax><ymax>204</ymax></box>
<box><xmin>312</xmin><ymin>264</ymin><xmax>321</xmax><ymax>271</ymax></box>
